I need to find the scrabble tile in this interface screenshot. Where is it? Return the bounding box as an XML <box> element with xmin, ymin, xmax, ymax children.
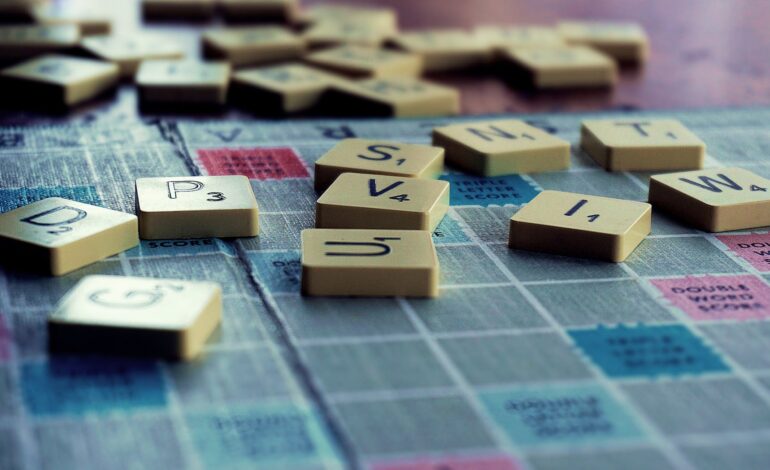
<box><xmin>323</xmin><ymin>77</ymin><xmax>460</xmax><ymax>118</ymax></box>
<box><xmin>0</xmin><ymin>197</ymin><xmax>138</xmax><ymax>276</ymax></box>
<box><xmin>475</xmin><ymin>25</ymin><xmax>565</xmax><ymax>50</ymax></box>
<box><xmin>581</xmin><ymin>119</ymin><xmax>706</xmax><ymax>171</ymax></box>
<box><xmin>142</xmin><ymin>0</ymin><xmax>216</xmax><ymax>19</ymax></box>
<box><xmin>305</xmin><ymin>45</ymin><xmax>421</xmax><ymax>78</ymax></box>
<box><xmin>0</xmin><ymin>24</ymin><xmax>80</xmax><ymax>61</ymax></box>
<box><xmin>301</xmin><ymin>228</ymin><xmax>438</xmax><ymax>297</ymax></box>
<box><xmin>316</xmin><ymin>172</ymin><xmax>450</xmax><ymax>231</ymax></box>
<box><xmin>136</xmin><ymin>60</ymin><xmax>231</xmax><ymax>105</ymax></box>
<box><xmin>81</xmin><ymin>34</ymin><xmax>184</xmax><ymax>78</ymax></box>
<box><xmin>391</xmin><ymin>29</ymin><xmax>492</xmax><ymax>72</ymax></box>
<box><xmin>301</xmin><ymin>4</ymin><xmax>397</xmax><ymax>31</ymax></box>
<box><xmin>219</xmin><ymin>0</ymin><xmax>298</xmax><ymax>22</ymax></box>
<box><xmin>0</xmin><ymin>54</ymin><xmax>119</xmax><ymax>106</ymax></box>
<box><xmin>508</xmin><ymin>190</ymin><xmax>651</xmax><ymax>262</ymax></box>
<box><xmin>502</xmin><ymin>45</ymin><xmax>617</xmax><ymax>88</ymax></box>
<box><xmin>558</xmin><ymin>21</ymin><xmax>649</xmax><ymax>63</ymax></box>
<box><xmin>432</xmin><ymin>119</ymin><xmax>570</xmax><ymax>176</ymax></box>
<box><xmin>48</xmin><ymin>275</ymin><xmax>221</xmax><ymax>360</ymax></box>
<box><xmin>303</xmin><ymin>19</ymin><xmax>395</xmax><ymax>48</ymax></box>
<box><xmin>314</xmin><ymin>138</ymin><xmax>445</xmax><ymax>192</ymax></box>
<box><xmin>649</xmin><ymin>167</ymin><xmax>770</xmax><ymax>232</ymax></box>
<box><xmin>230</xmin><ymin>63</ymin><xmax>338</xmax><ymax>113</ymax></box>
<box><xmin>202</xmin><ymin>26</ymin><xmax>304</xmax><ymax>67</ymax></box>
<box><xmin>31</xmin><ymin>5</ymin><xmax>112</xmax><ymax>36</ymax></box>
<box><xmin>135</xmin><ymin>175</ymin><xmax>259</xmax><ymax>239</ymax></box>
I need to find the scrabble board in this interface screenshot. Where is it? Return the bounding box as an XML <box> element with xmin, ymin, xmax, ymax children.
<box><xmin>3</xmin><ymin>107</ymin><xmax>770</xmax><ymax>470</ymax></box>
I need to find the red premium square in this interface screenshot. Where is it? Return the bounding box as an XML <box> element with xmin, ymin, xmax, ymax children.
<box><xmin>197</xmin><ymin>147</ymin><xmax>310</xmax><ymax>180</ymax></box>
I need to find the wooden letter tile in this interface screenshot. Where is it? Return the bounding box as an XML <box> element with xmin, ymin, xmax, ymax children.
<box><xmin>136</xmin><ymin>60</ymin><xmax>231</xmax><ymax>105</ymax></box>
<box><xmin>305</xmin><ymin>45</ymin><xmax>421</xmax><ymax>78</ymax></box>
<box><xmin>230</xmin><ymin>63</ymin><xmax>338</xmax><ymax>113</ymax></box>
<box><xmin>202</xmin><ymin>26</ymin><xmax>304</xmax><ymax>67</ymax></box>
<box><xmin>503</xmin><ymin>45</ymin><xmax>617</xmax><ymax>88</ymax></box>
<box><xmin>558</xmin><ymin>21</ymin><xmax>649</xmax><ymax>63</ymax></box>
<box><xmin>81</xmin><ymin>34</ymin><xmax>184</xmax><ymax>78</ymax></box>
<box><xmin>391</xmin><ymin>29</ymin><xmax>492</xmax><ymax>72</ymax></box>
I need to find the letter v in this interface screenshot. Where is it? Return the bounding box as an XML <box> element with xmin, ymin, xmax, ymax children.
<box><xmin>368</xmin><ymin>179</ymin><xmax>404</xmax><ymax>196</ymax></box>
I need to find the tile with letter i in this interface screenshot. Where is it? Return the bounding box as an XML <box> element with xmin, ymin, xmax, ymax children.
<box><xmin>581</xmin><ymin>119</ymin><xmax>705</xmax><ymax>171</ymax></box>
<box><xmin>390</xmin><ymin>29</ymin><xmax>492</xmax><ymax>72</ymax></box>
<box><xmin>305</xmin><ymin>45</ymin><xmax>422</xmax><ymax>78</ymax></box>
<box><xmin>0</xmin><ymin>54</ymin><xmax>119</xmax><ymax>107</ymax></box>
<box><xmin>316</xmin><ymin>172</ymin><xmax>449</xmax><ymax>231</ymax></box>
<box><xmin>301</xmin><ymin>229</ymin><xmax>439</xmax><ymax>297</ymax></box>
<box><xmin>81</xmin><ymin>34</ymin><xmax>184</xmax><ymax>78</ymax></box>
<box><xmin>558</xmin><ymin>21</ymin><xmax>649</xmax><ymax>63</ymax></box>
<box><xmin>324</xmin><ymin>77</ymin><xmax>460</xmax><ymax>118</ymax></box>
<box><xmin>0</xmin><ymin>197</ymin><xmax>138</xmax><ymax>276</ymax></box>
<box><xmin>48</xmin><ymin>275</ymin><xmax>222</xmax><ymax>360</ymax></box>
<box><xmin>230</xmin><ymin>63</ymin><xmax>339</xmax><ymax>113</ymax></box>
<box><xmin>649</xmin><ymin>167</ymin><xmax>770</xmax><ymax>232</ymax></box>
<box><xmin>136</xmin><ymin>60</ymin><xmax>231</xmax><ymax>105</ymax></box>
<box><xmin>314</xmin><ymin>138</ymin><xmax>444</xmax><ymax>192</ymax></box>
<box><xmin>508</xmin><ymin>190</ymin><xmax>651</xmax><ymax>262</ymax></box>
<box><xmin>432</xmin><ymin>119</ymin><xmax>570</xmax><ymax>176</ymax></box>
<box><xmin>0</xmin><ymin>24</ymin><xmax>80</xmax><ymax>61</ymax></box>
<box><xmin>135</xmin><ymin>175</ymin><xmax>259</xmax><ymax>239</ymax></box>
<box><xmin>502</xmin><ymin>45</ymin><xmax>617</xmax><ymax>89</ymax></box>
<box><xmin>202</xmin><ymin>26</ymin><xmax>305</xmax><ymax>67</ymax></box>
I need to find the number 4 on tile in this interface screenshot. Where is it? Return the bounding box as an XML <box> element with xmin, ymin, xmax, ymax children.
<box><xmin>369</xmin><ymin>178</ymin><xmax>410</xmax><ymax>202</ymax></box>
<box><xmin>564</xmin><ymin>199</ymin><xmax>600</xmax><ymax>222</ymax></box>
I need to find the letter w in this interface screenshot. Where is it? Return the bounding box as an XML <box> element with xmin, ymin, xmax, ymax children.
<box><xmin>678</xmin><ymin>173</ymin><xmax>742</xmax><ymax>193</ymax></box>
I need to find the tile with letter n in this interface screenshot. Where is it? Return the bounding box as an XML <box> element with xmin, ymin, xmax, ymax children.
<box><xmin>135</xmin><ymin>175</ymin><xmax>259</xmax><ymax>239</ymax></box>
<box><xmin>136</xmin><ymin>60</ymin><xmax>231</xmax><ymax>105</ymax></box>
<box><xmin>202</xmin><ymin>26</ymin><xmax>304</xmax><ymax>67</ymax></box>
<box><xmin>581</xmin><ymin>119</ymin><xmax>705</xmax><ymax>171</ymax></box>
<box><xmin>314</xmin><ymin>138</ymin><xmax>444</xmax><ymax>192</ymax></box>
<box><xmin>316</xmin><ymin>172</ymin><xmax>449</xmax><ymax>231</ymax></box>
<box><xmin>323</xmin><ymin>77</ymin><xmax>460</xmax><ymax>118</ymax></box>
<box><xmin>502</xmin><ymin>45</ymin><xmax>617</xmax><ymax>89</ymax></box>
<box><xmin>391</xmin><ymin>29</ymin><xmax>492</xmax><ymax>72</ymax></box>
<box><xmin>558</xmin><ymin>21</ymin><xmax>649</xmax><ymax>63</ymax></box>
<box><xmin>301</xmin><ymin>228</ymin><xmax>438</xmax><ymax>297</ymax></box>
<box><xmin>81</xmin><ymin>34</ymin><xmax>184</xmax><ymax>78</ymax></box>
<box><xmin>508</xmin><ymin>190</ymin><xmax>651</xmax><ymax>262</ymax></box>
<box><xmin>433</xmin><ymin>119</ymin><xmax>570</xmax><ymax>176</ymax></box>
<box><xmin>649</xmin><ymin>167</ymin><xmax>770</xmax><ymax>232</ymax></box>
<box><xmin>305</xmin><ymin>44</ymin><xmax>422</xmax><ymax>78</ymax></box>
<box><xmin>0</xmin><ymin>197</ymin><xmax>137</xmax><ymax>276</ymax></box>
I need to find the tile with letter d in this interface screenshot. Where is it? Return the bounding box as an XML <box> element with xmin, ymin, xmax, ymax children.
<box><xmin>581</xmin><ymin>119</ymin><xmax>705</xmax><ymax>171</ymax></box>
<box><xmin>136</xmin><ymin>60</ymin><xmax>231</xmax><ymax>105</ymax></box>
<box><xmin>301</xmin><ymin>228</ymin><xmax>438</xmax><ymax>297</ymax></box>
<box><xmin>649</xmin><ymin>167</ymin><xmax>770</xmax><ymax>232</ymax></box>
<box><xmin>0</xmin><ymin>197</ymin><xmax>137</xmax><ymax>276</ymax></box>
<box><xmin>314</xmin><ymin>138</ymin><xmax>444</xmax><ymax>192</ymax></box>
<box><xmin>432</xmin><ymin>119</ymin><xmax>570</xmax><ymax>176</ymax></box>
<box><xmin>508</xmin><ymin>190</ymin><xmax>651</xmax><ymax>262</ymax></box>
<box><xmin>558</xmin><ymin>21</ymin><xmax>649</xmax><ymax>63</ymax></box>
<box><xmin>502</xmin><ymin>45</ymin><xmax>617</xmax><ymax>89</ymax></box>
<box><xmin>48</xmin><ymin>275</ymin><xmax>221</xmax><ymax>360</ymax></box>
<box><xmin>135</xmin><ymin>175</ymin><xmax>259</xmax><ymax>239</ymax></box>
<box><xmin>316</xmin><ymin>172</ymin><xmax>449</xmax><ymax>231</ymax></box>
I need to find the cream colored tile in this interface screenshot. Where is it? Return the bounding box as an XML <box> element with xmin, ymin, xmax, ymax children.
<box><xmin>0</xmin><ymin>54</ymin><xmax>118</xmax><ymax>106</ymax></box>
<box><xmin>316</xmin><ymin>172</ymin><xmax>449</xmax><ymax>231</ymax></box>
<box><xmin>303</xmin><ymin>18</ymin><xmax>394</xmax><ymax>48</ymax></box>
<box><xmin>301</xmin><ymin>5</ymin><xmax>397</xmax><ymax>31</ymax></box>
<box><xmin>142</xmin><ymin>0</ymin><xmax>216</xmax><ymax>19</ymax></box>
<box><xmin>509</xmin><ymin>190</ymin><xmax>651</xmax><ymax>262</ymax></box>
<box><xmin>433</xmin><ymin>119</ymin><xmax>570</xmax><ymax>176</ymax></box>
<box><xmin>32</xmin><ymin>5</ymin><xmax>112</xmax><ymax>36</ymax></box>
<box><xmin>649</xmin><ymin>167</ymin><xmax>770</xmax><ymax>232</ymax></box>
<box><xmin>202</xmin><ymin>26</ymin><xmax>304</xmax><ymax>67</ymax></box>
<box><xmin>325</xmin><ymin>77</ymin><xmax>460</xmax><ymax>118</ymax></box>
<box><xmin>391</xmin><ymin>29</ymin><xmax>492</xmax><ymax>72</ymax></box>
<box><xmin>219</xmin><ymin>0</ymin><xmax>298</xmax><ymax>22</ymax></box>
<box><xmin>305</xmin><ymin>45</ymin><xmax>421</xmax><ymax>78</ymax></box>
<box><xmin>0</xmin><ymin>24</ymin><xmax>80</xmax><ymax>60</ymax></box>
<box><xmin>475</xmin><ymin>25</ymin><xmax>564</xmax><ymax>50</ymax></box>
<box><xmin>301</xmin><ymin>228</ymin><xmax>438</xmax><ymax>297</ymax></box>
<box><xmin>81</xmin><ymin>34</ymin><xmax>184</xmax><ymax>78</ymax></box>
<box><xmin>136</xmin><ymin>60</ymin><xmax>230</xmax><ymax>105</ymax></box>
<box><xmin>503</xmin><ymin>45</ymin><xmax>617</xmax><ymax>88</ymax></box>
<box><xmin>581</xmin><ymin>119</ymin><xmax>705</xmax><ymax>171</ymax></box>
<box><xmin>314</xmin><ymin>138</ymin><xmax>444</xmax><ymax>192</ymax></box>
<box><xmin>49</xmin><ymin>275</ymin><xmax>221</xmax><ymax>360</ymax></box>
<box><xmin>136</xmin><ymin>175</ymin><xmax>259</xmax><ymax>239</ymax></box>
<box><xmin>0</xmin><ymin>197</ymin><xmax>138</xmax><ymax>276</ymax></box>
<box><xmin>558</xmin><ymin>21</ymin><xmax>649</xmax><ymax>63</ymax></box>
<box><xmin>231</xmin><ymin>63</ymin><xmax>338</xmax><ymax>113</ymax></box>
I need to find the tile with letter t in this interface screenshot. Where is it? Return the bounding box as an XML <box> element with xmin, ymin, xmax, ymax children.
<box><xmin>0</xmin><ymin>54</ymin><xmax>118</xmax><ymax>107</ymax></box>
<box><xmin>314</xmin><ymin>138</ymin><xmax>444</xmax><ymax>192</ymax></box>
<box><xmin>305</xmin><ymin>45</ymin><xmax>421</xmax><ymax>78</ymax></box>
<box><xmin>48</xmin><ymin>275</ymin><xmax>221</xmax><ymax>360</ymax></box>
<box><xmin>581</xmin><ymin>119</ymin><xmax>705</xmax><ymax>171</ymax></box>
<box><xmin>502</xmin><ymin>45</ymin><xmax>617</xmax><ymax>89</ymax></box>
<box><xmin>316</xmin><ymin>172</ymin><xmax>449</xmax><ymax>231</ymax></box>
<box><xmin>136</xmin><ymin>60</ymin><xmax>231</xmax><ymax>105</ymax></box>
<box><xmin>0</xmin><ymin>197</ymin><xmax>138</xmax><ymax>276</ymax></box>
<box><xmin>323</xmin><ymin>77</ymin><xmax>460</xmax><ymax>118</ymax></box>
<box><xmin>202</xmin><ymin>26</ymin><xmax>304</xmax><ymax>67</ymax></box>
<box><xmin>81</xmin><ymin>34</ymin><xmax>184</xmax><ymax>78</ymax></box>
<box><xmin>558</xmin><ymin>21</ymin><xmax>649</xmax><ymax>63</ymax></box>
<box><xmin>649</xmin><ymin>167</ymin><xmax>770</xmax><ymax>232</ymax></box>
<box><xmin>509</xmin><ymin>190</ymin><xmax>651</xmax><ymax>262</ymax></box>
<box><xmin>432</xmin><ymin>119</ymin><xmax>570</xmax><ymax>176</ymax></box>
<box><xmin>135</xmin><ymin>175</ymin><xmax>259</xmax><ymax>239</ymax></box>
<box><xmin>301</xmin><ymin>229</ymin><xmax>439</xmax><ymax>297</ymax></box>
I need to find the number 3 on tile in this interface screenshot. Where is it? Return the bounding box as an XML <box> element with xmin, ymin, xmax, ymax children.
<box><xmin>565</xmin><ymin>199</ymin><xmax>600</xmax><ymax>222</ymax></box>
